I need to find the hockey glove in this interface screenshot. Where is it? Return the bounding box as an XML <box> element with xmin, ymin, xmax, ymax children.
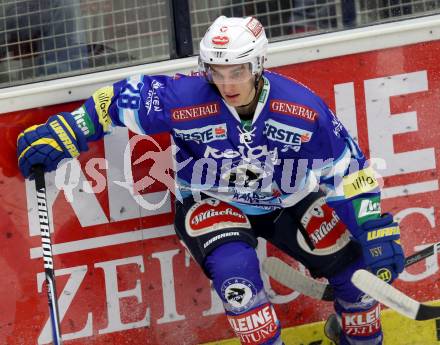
<box><xmin>355</xmin><ymin>213</ymin><xmax>404</xmax><ymax>283</ymax></box>
<box><xmin>17</xmin><ymin>112</ymin><xmax>88</xmax><ymax>178</ymax></box>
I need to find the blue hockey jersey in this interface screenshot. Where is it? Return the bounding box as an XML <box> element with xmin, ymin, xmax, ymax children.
<box><xmin>75</xmin><ymin>70</ymin><xmax>381</xmax><ymax>235</ymax></box>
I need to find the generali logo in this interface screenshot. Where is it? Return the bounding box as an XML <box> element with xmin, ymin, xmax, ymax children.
<box><xmin>171</xmin><ymin>102</ymin><xmax>221</xmax><ymax>121</ymax></box>
<box><xmin>270</xmin><ymin>100</ymin><xmax>318</xmax><ymax>122</ymax></box>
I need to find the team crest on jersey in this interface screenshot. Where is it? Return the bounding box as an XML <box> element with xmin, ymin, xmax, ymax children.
<box><xmin>238</xmin><ymin>126</ymin><xmax>257</xmax><ymax>144</ymax></box>
<box><xmin>264</xmin><ymin>119</ymin><xmax>312</xmax><ymax>152</ymax></box>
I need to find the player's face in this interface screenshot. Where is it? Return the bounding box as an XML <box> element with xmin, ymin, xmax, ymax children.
<box><xmin>209</xmin><ymin>64</ymin><xmax>255</xmax><ymax>107</ymax></box>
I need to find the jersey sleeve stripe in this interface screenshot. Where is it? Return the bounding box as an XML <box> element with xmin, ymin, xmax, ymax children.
<box><xmin>118</xmin><ymin>108</ymin><xmax>146</xmax><ymax>135</ymax></box>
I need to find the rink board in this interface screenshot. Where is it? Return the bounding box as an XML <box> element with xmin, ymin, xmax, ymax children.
<box><xmin>0</xmin><ymin>17</ymin><xmax>440</xmax><ymax>345</ymax></box>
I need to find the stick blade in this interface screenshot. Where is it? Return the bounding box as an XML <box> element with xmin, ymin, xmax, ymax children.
<box><xmin>416</xmin><ymin>303</ymin><xmax>440</xmax><ymax>321</ymax></box>
<box><xmin>351</xmin><ymin>269</ymin><xmax>420</xmax><ymax>320</ymax></box>
<box><xmin>263</xmin><ymin>257</ymin><xmax>333</xmax><ymax>301</ymax></box>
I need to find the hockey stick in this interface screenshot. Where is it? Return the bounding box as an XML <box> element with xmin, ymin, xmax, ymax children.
<box><xmin>34</xmin><ymin>165</ymin><xmax>63</xmax><ymax>345</ymax></box>
<box><xmin>352</xmin><ymin>269</ymin><xmax>440</xmax><ymax>320</ymax></box>
<box><xmin>264</xmin><ymin>256</ymin><xmax>440</xmax><ymax>320</ymax></box>
<box><xmin>263</xmin><ymin>242</ymin><xmax>440</xmax><ymax>302</ymax></box>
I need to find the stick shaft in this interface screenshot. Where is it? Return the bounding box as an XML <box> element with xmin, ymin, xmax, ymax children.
<box><xmin>34</xmin><ymin>166</ymin><xmax>63</xmax><ymax>345</ymax></box>
<box><xmin>263</xmin><ymin>242</ymin><xmax>440</xmax><ymax>302</ymax></box>
<box><xmin>404</xmin><ymin>242</ymin><xmax>440</xmax><ymax>267</ymax></box>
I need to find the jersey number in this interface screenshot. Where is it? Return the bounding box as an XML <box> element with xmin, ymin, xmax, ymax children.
<box><xmin>117</xmin><ymin>82</ymin><xmax>143</xmax><ymax>110</ymax></box>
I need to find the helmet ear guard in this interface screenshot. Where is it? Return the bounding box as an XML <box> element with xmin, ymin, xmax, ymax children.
<box><xmin>198</xmin><ymin>16</ymin><xmax>268</xmax><ymax>82</ymax></box>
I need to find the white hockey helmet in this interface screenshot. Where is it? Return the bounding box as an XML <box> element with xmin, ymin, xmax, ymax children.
<box><xmin>198</xmin><ymin>16</ymin><xmax>268</xmax><ymax>82</ymax></box>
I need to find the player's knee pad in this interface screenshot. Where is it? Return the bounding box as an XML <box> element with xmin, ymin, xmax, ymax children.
<box><xmin>329</xmin><ymin>258</ymin><xmax>383</xmax><ymax>345</ymax></box>
<box><xmin>205</xmin><ymin>241</ymin><xmax>282</xmax><ymax>345</ymax></box>
<box><xmin>205</xmin><ymin>241</ymin><xmax>262</xmax><ymax>297</ymax></box>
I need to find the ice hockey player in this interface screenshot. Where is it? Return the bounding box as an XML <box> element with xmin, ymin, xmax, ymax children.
<box><xmin>17</xmin><ymin>16</ymin><xmax>404</xmax><ymax>345</ymax></box>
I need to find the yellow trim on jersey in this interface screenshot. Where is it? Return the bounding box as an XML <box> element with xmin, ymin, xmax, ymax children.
<box><xmin>343</xmin><ymin>166</ymin><xmax>379</xmax><ymax>198</ymax></box>
<box><xmin>92</xmin><ymin>86</ymin><xmax>114</xmax><ymax>132</ymax></box>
